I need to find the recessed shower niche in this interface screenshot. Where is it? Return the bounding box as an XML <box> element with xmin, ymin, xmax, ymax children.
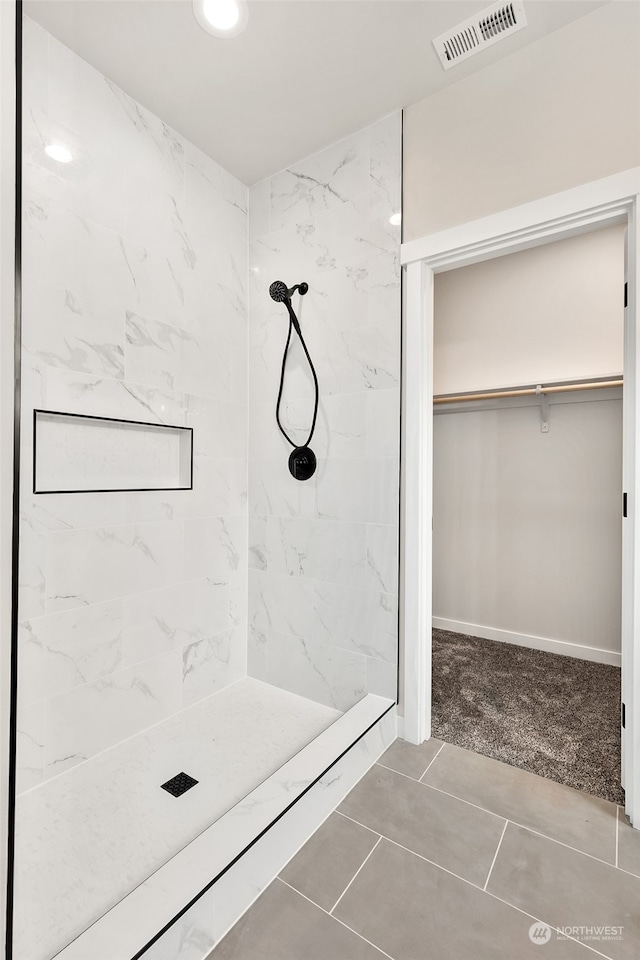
<box><xmin>33</xmin><ymin>410</ymin><xmax>193</xmax><ymax>493</ymax></box>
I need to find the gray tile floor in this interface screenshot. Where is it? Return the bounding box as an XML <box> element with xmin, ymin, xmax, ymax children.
<box><xmin>208</xmin><ymin>739</ymin><xmax>640</xmax><ymax>960</ymax></box>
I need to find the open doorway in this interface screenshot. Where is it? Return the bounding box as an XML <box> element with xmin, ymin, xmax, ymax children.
<box><xmin>430</xmin><ymin>225</ymin><xmax>624</xmax><ymax>803</ymax></box>
<box><xmin>400</xmin><ymin>170</ymin><xmax>640</xmax><ymax>826</ymax></box>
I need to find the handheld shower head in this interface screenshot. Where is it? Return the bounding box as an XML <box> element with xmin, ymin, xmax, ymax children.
<box><xmin>269</xmin><ymin>280</ymin><xmax>289</xmax><ymax>303</ymax></box>
<box><xmin>269</xmin><ymin>280</ymin><xmax>309</xmax><ymax>302</ymax></box>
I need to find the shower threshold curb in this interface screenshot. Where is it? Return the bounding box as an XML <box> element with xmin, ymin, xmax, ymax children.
<box><xmin>54</xmin><ymin>693</ymin><xmax>396</xmax><ymax>960</ymax></box>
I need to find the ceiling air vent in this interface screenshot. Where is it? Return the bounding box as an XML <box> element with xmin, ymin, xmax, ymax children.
<box><xmin>433</xmin><ymin>1</ymin><xmax>527</xmax><ymax>70</ymax></box>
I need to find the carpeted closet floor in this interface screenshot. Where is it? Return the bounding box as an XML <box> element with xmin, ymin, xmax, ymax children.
<box><xmin>431</xmin><ymin>628</ymin><xmax>623</xmax><ymax>804</ymax></box>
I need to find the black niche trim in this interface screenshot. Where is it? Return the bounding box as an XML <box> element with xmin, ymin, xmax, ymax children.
<box><xmin>32</xmin><ymin>409</ymin><xmax>194</xmax><ymax>494</ymax></box>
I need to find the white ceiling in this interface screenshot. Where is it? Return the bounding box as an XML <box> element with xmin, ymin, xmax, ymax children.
<box><xmin>25</xmin><ymin>0</ymin><xmax>607</xmax><ymax>185</ymax></box>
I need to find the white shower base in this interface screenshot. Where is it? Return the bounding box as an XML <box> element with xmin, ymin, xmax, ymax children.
<box><xmin>14</xmin><ymin>678</ymin><xmax>342</xmax><ymax>960</ymax></box>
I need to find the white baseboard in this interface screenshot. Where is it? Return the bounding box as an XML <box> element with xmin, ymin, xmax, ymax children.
<box><xmin>433</xmin><ymin>617</ymin><xmax>621</xmax><ymax>668</ymax></box>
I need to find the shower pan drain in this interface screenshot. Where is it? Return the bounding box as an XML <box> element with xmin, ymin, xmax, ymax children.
<box><xmin>160</xmin><ymin>771</ymin><xmax>199</xmax><ymax>797</ymax></box>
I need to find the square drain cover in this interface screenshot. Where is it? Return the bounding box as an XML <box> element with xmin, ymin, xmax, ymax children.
<box><xmin>161</xmin><ymin>771</ymin><xmax>199</xmax><ymax>797</ymax></box>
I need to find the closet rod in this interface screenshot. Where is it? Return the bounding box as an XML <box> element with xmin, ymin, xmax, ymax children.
<box><xmin>433</xmin><ymin>378</ymin><xmax>623</xmax><ymax>405</ymax></box>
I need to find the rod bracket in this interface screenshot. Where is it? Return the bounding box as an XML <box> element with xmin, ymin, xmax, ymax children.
<box><xmin>536</xmin><ymin>385</ymin><xmax>549</xmax><ymax>433</ymax></box>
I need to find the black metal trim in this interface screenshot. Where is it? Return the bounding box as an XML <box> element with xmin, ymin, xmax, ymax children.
<box><xmin>32</xmin><ymin>409</ymin><xmax>194</xmax><ymax>494</ymax></box>
<box><xmin>396</xmin><ymin>107</ymin><xmax>404</xmax><ymax>708</ymax></box>
<box><xmin>130</xmin><ymin>701</ymin><xmax>395</xmax><ymax>959</ymax></box>
<box><xmin>6</xmin><ymin>2</ymin><xmax>22</xmax><ymax>957</ymax></box>
<box><xmin>624</xmin><ymin>491</ymin><xmax>628</xmax><ymax>518</ymax></box>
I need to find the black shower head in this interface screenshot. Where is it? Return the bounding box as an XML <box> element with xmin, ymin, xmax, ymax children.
<box><xmin>269</xmin><ymin>280</ymin><xmax>309</xmax><ymax>303</ymax></box>
<box><xmin>269</xmin><ymin>280</ymin><xmax>289</xmax><ymax>303</ymax></box>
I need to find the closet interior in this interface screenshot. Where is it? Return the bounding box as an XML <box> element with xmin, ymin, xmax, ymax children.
<box><xmin>431</xmin><ymin>223</ymin><xmax>625</xmax><ymax>803</ymax></box>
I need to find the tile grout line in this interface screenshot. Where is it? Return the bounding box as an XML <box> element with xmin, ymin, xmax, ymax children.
<box><xmin>276</xmin><ymin>877</ymin><xmax>396</xmax><ymax>960</ymax></box>
<box><xmin>404</xmin><ymin>777</ymin><xmax>619</xmax><ymax>872</ymax></box>
<box><xmin>328</xmin><ymin>835</ymin><xmax>383</xmax><ymax>916</ymax></box>
<box><xmin>418</xmin><ymin>740</ymin><xmax>446</xmax><ymax>780</ymax></box>
<box><xmin>369</xmin><ymin>836</ymin><xmax>614</xmax><ymax>959</ymax></box>
<box><xmin>335</xmin><ymin>811</ymin><xmax>616</xmax><ymax>959</ymax></box>
<box><xmin>483</xmin><ymin>819</ymin><xmax>508</xmax><ymax>891</ymax></box>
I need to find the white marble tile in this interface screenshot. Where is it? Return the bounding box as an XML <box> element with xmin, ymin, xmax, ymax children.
<box><xmin>366</xmin><ymin>522</ymin><xmax>399</xmax><ymax>594</ymax></box>
<box><xmin>365</xmin><ymin>249</ymin><xmax>401</xmax><ymax>326</ymax></box>
<box><xmin>366</xmin><ymin>656</ymin><xmax>398</xmax><ymax>700</ymax></box>
<box><xmin>247</xmin><ymin>625</ymin><xmax>268</xmax><ymax>681</ymax></box>
<box><xmin>22</xmin><ymin>278</ymin><xmax>125</xmax><ymax>379</ymax></box>
<box><xmin>46</xmin><ymin>521</ymin><xmax>184</xmax><ymax>612</ymax></box>
<box><xmin>124</xmin><ymin>310</ymin><xmax>186</xmax><ymax>391</ymax></box>
<box><xmin>119</xmin><ymin>234</ymin><xmax>187</xmax><ymax>326</ymax></box>
<box><xmin>366</xmin><ymin>386</ymin><xmax>401</xmax><ymax>457</ymax></box>
<box><xmin>177</xmin><ymin>331</ymin><xmax>232</xmax><ymax>401</ymax></box>
<box><xmin>250</xmin><ymin>392</ymin><xmax>367</xmax><ymax>461</ymax></box>
<box><xmin>122</xmin><ymin>578</ymin><xmax>229</xmax><ymax>665</ymax></box>
<box><xmin>340</xmin><ymin>318</ymin><xmax>400</xmax><ymax>391</ymax></box>
<box><xmin>228</xmin><ymin>458</ymin><xmax>248</xmax><ymax>515</ymax></box>
<box><xmin>43</xmin><ymin>647</ymin><xmax>183</xmax><ymax>776</ymax></box>
<box><xmin>186</xmin><ymin>394</ymin><xmax>247</xmax><ymax>460</ymax></box>
<box><xmin>250</xmin><ymin>571</ymin><xmax>397</xmax><ymax>663</ymax></box>
<box><xmin>184</xmin><ymin>140</ymin><xmax>247</xmax><ymax>217</ymax></box>
<box><xmin>182</xmin><ymin>629</ymin><xmax>245</xmax><ymax>707</ymax></box>
<box><xmin>125</xmin><ymin>457</ymin><xmax>232</xmax><ymax>524</ymax></box>
<box><xmin>249</xmin><ymin>220</ymin><xmax>316</xmax><ymax>303</ymax></box>
<box><xmin>18</xmin><ymin>533</ymin><xmax>46</xmax><ymax>621</ymax></box>
<box><xmin>369</xmin><ymin>112</ymin><xmax>402</xmax><ymax>216</ymax></box>
<box><xmin>316</xmin><ymin>456</ymin><xmax>400</xmax><ymax>524</ymax></box>
<box><xmin>183</xmin><ymin>516</ymin><xmax>246</xmax><ymax>581</ymax></box>
<box><xmin>314</xmin><ymin>196</ymin><xmax>397</xmax><ymax>275</ymax></box>
<box><xmin>300</xmin><ymin>266</ymin><xmax>370</xmax><ymax>333</ymax></box>
<box><xmin>24</xmin><ymin>192</ymin><xmax>137</xmax><ymax>309</ymax></box>
<box><xmin>18</xmin><ymin>599</ymin><xmax>123</xmax><ymax>706</ymax></box>
<box><xmin>20</xmin><ymin>487</ymin><xmax>127</xmax><ymax>535</ymax></box>
<box><xmin>257</xmin><ymin>516</ymin><xmax>367</xmax><ymax>587</ymax></box>
<box><xmin>248</xmin><ymin>458</ymin><xmax>317</xmax><ymax>519</ymax></box>
<box><xmin>22</xmin><ymin>17</ymin><xmax>48</xmax><ymax>114</ymax></box>
<box><xmin>15</xmin><ymin>701</ymin><xmax>45</xmax><ymax>794</ymax></box>
<box><xmin>124</xmin><ymin>175</ymin><xmax>194</xmax><ymax>269</ymax></box>
<box><xmin>266</xmin><ymin>629</ymin><xmax>367</xmax><ymax>711</ymax></box>
<box><xmin>15</xmin><ymin>679</ymin><xmax>341</xmax><ymax>960</ymax></box>
<box><xmin>23</xmin><ymin>99</ymin><xmax>129</xmax><ymax>236</ymax></box>
<box><xmin>248</xmin><ymin>178</ymin><xmax>270</xmax><ymax>240</ymax></box>
<box><xmin>269</xmin><ymin>129</ymin><xmax>369</xmax><ymax>231</ymax></box>
<box><xmin>41</xmin><ymin>366</ymin><xmax>186</xmax><ymax>426</ymax></box>
<box><xmin>228</xmin><ymin>570</ymin><xmax>248</xmax><ymax>631</ymax></box>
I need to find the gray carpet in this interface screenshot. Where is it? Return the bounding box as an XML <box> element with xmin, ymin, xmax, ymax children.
<box><xmin>431</xmin><ymin>628</ymin><xmax>623</xmax><ymax>804</ymax></box>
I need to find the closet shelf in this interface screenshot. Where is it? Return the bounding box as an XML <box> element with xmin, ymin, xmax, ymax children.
<box><xmin>433</xmin><ymin>376</ymin><xmax>623</xmax><ymax>406</ymax></box>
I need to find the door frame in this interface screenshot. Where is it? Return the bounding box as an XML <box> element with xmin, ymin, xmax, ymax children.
<box><xmin>400</xmin><ymin>167</ymin><xmax>640</xmax><ymax>826</ymax></box>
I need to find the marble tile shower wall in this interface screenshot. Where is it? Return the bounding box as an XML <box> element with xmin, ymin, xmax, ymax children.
<box><xmin>247</xmin><ymin>114</ymin><xmax>401</xmax><ymax>712</ymax></box>
<box><xmin>16</xmin><ymin>19</ymin><xmax>248</xmax><ymax>792</ymax></box>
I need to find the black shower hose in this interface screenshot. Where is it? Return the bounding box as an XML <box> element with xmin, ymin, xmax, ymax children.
<box><xmin>275</xmin><ymin>299</ymin><xmax>319</xmax><ymax>450</ymax></box>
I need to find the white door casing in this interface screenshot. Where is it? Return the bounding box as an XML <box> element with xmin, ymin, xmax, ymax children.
<box><xmin>400</xmin><ymin>167</ymin><xmax>640</xmax><ymax>826</ymax></box>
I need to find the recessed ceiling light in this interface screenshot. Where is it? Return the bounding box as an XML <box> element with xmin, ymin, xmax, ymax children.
<box><xmin>193</xmin><ymin>0</ymin><xmax>248</xmax><ymax>37</ymax></box>
<box><xmin>389</xmin><ymin>213</ymin><xmax>402</xmax><ymax>226</ymax></box>
<box><xmin>45</xmin><ymin>143</ymin><xmax>73</xmax><ymax>164</ymax></box>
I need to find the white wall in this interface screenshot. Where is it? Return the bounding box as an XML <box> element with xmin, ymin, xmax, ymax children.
<box><xmin>0</xmin><ymin>0</ymin><xmax>17</xmax><ymax>949</ymax></box>
<box><xmin>247</xmin><ymin>115</ymin><xmax>402</xmax><ymax>711</ymax></box>
<box><xmin>403</xmin><ymin>1</ymin><xmax>640</xmax><ymax>240</ymax></box>
<box><xmin>434</xmin><ymin>225</ymin><xmax>625</xmax><ymax>394</ymax></box>
<box><xmin>432</xmin><ymin>226</ymin><xmax>625</xmax><ymax>661</ymax></box>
